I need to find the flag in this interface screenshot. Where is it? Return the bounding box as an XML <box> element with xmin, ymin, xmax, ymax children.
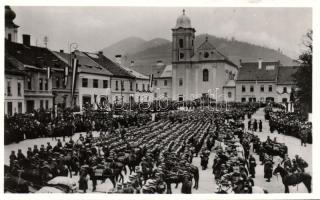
<box><xmin>149</xmin><ymin>74</ymin><xmax>154</xmax><ymax>87</ymax></box>
<box><xmin>46</xmin><ymin>66</ymin><xmax>51</xmax><ymax>79</ymax></box>
<box><xmin>71</xmin><ymin>57</ymin><xmax>79</xmax><ymax>101</ymax></box>
<box><xmin>64</xmin><ymin>65</ymin><xmax>69</xmax><ymax>87</ymax></box>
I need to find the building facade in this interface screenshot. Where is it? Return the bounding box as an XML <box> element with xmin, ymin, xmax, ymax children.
<box><xmin>171</xmin><ymin>11</ymin><xmax>238</xmax><ymax>101</ymax></box>
<box><xmin>153</xmin><ymin>64</ymin><xmax>173</xmax><ymax>100</ymax></box>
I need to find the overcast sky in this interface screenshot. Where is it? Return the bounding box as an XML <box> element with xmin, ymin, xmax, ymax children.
<box><xmin>11</xmin><ymin>6</ymin><xmax>312</xmax><ymax>58</ymax></box>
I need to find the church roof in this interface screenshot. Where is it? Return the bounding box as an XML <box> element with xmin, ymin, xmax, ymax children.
<box><xmin>174</xmin><ymin>9</ymin><xmax>192</xmax><ymax>29</ymax></box>
<box><xmin>197</xmin><ymin>38</ymin><xmax>215</xmax><ymax>51</ymax></box>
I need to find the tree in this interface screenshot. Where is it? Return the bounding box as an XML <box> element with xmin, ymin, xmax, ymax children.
<box><xmin>293</xmin><ymin>30</ymin><xmax>312</xmax><ymax>115</ymax></box>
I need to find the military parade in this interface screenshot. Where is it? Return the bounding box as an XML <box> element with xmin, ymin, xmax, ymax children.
<box><xmin>4</xmin><ymin>102</ymin><xmax>313</xmax><ymax>193</ymax></box>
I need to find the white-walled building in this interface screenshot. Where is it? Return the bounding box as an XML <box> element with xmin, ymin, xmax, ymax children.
<box><xmin>171</xmin><ymin>10</ymin><xmax>238</xmax><ymax>101</ymax></box>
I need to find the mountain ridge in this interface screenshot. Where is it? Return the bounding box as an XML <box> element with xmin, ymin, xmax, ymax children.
<box><xmin>101</xmin><ymin>34</ymin><xmax>295</xmax><ymax>75</ymax></box>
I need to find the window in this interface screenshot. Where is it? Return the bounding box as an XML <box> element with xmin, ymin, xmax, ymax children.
<box><xmin>179</xmin><ymin>53</ymin><xmax>184</xmax><ymax>59</ymax></box>
<box><xmin>17</xmin><ymin>82</ymin><xmax>21</xmax><ymax>96</ymax></box>
<box><xmin>250</xmin><ymin>85</ymin><xmax>254</xmax><ymax>92</ymax></box>
<box><xmin>228</xmin><ymin>92</ymin><xmax>232</xmax><ymax>98</ymax></box>
<box><xmin>154</xmin><ymin>80</ymin><xmax>157</xmax><ymax>86</ymax></box>
<box><xmin>203</xmin><ymin>69</ymin><xmax>209</xmax><ymax>82</ymax></box>
<box><xmin>179</xmin><ymin>39</ymin><xmax>184</xmax><ymax>48</ymax></box>
<box><xmin>147</xmin><ymin>84</ymin><xmax>150</xmax><ymax>91</ymax></box>
<box><xmin>18</xmin><ymin>102</ymin><xmax>22</xmax><ymax>113</ymax></box>
<box><xmin>27</xmin><ymin>77</ymin><xmax>32</xmax><ymax>90</ymax></box>
<box><xmin>121</xmin><ymin>81</ymin><xmax>124</xmax><ymax>91</ymax></box>
<box><xmin>178</xmin><ymin>95</ymin><xmax>183</xmax><ymax>101</ymax></box>
<box><xmin>40</xmin><ymin>100</ymin><xmax>44</xmax><ymax>109</ymax></box>
<box><xmin>283</xmin><ymin>87</ymin><xmax>287</xmax><ymax>93</ymax></box>
<box><xmin>115</xmin><ymin>81</ymin><xmax>119</xmax><ymax>91</ymax></box>
<box><xmin>44</xmin><ymin>79</ymin><xmax>48</xmax><ymax>90</ymax></box>
<box><xmin>260</xmin><ymin>85</ymin><xmax>264</xmax><ymax>92</ymax></box>
<box><xmin>266</xmin><ymin>65</ymin><xmax>275</xmax><ymax>70</ymax></box>
<box><xmin>282</xmin><ymin>98</ymin><xmax>288</xmax><ymax>103</ymax></box>
<box><xmin>242</xmin><ymin>85</ymin><xmax>246</xmax><ymax>92</ymax></box>
<box><xmin>179</xmin><ymin>78</ymin><xmax>183</xmax><ymax>86</ymax></box>
<box><xmin>130</xmin><ymin>81</ymin><xmax>133</xmax><ymax>91</ymax></box>
<box><xmin>39</xmin><ymin>78</ymin><xmax>43</xmax><ymax>90</ymax></box>
<box><xmin>93</xmin><ymin>79</ymin><xmax>99</xmax><ymax>88</ymax></box>
<box><xmin>56</xmin><ymin>77</ymin><xmax>60</xmax><ymax>88</ymax></box>
<box><xmin>103</xmin><ymin>80</ymin><xmax>108</xmax><ymax>88</ymax></box>
<box><xmin>7</xmin><ymin>80</ymin><xmax>11</xmax><ymax>96</ymax></box>
<box><xmin>154</xmin><ymin>93</ymin><xmax>157</xmax><ymax>98</ymax></box>
<box><xmin>164</xmin><ymin>80</ymin><xmax>168</xmax><ymax>86</ymax></box>
<box><xmin>82</xmin><ymin>78</ymin><xmax>88</xmax><ymax>87</ymax></box>
<box><xmin>45</xmin><ymin>100</ymin><xmax>49</xmax><ymax>109</ymax></box>
<box><xmin>142</xmin><ymin>84</ymin><xmax>145</xmax><ymax>91</ymax></box>
<box><xmin>164</xmin><ymin>92</ymin><xmax>168</xmax><ymax>97</ymax></box>
<box><xmin>8</xmin><ymin>33</ymin><xmax>12</xmax><ymax>42</ymax></box>
<box><xmin>268</xmin><ymin>85</ymin><xmax>273</xmax><ymax>92</ymax></box>
<box><xmin>192</xmin><ymin>39</ymin><xmax>194</xmax><ymax>47</ymax></box>
<box><xmin>241</xmin><ymin>98</ymin><xmax>246</xmax><ymax>102</ymax></box>
<box><xmin>7</xmin><ymin>102</ymin><xmax>12</xmax><ymax>116</ymax></box>
<box><xmin>204</xmin><ymin>52</ymin><xmax>209</xmax><ymax>58</ymax></box>
<box><xmin>136</xmin><ymin>83</ymin><xmax>138</xmax><ymax>91</ymax></box>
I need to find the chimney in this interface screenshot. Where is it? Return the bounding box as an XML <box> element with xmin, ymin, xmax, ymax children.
<box><xmin>60</xmin><ymin>49</ymin><xmax>64</xmax><ymax>53</ymax></box>
<box><xmin>130</xmin><ymin>60</ymin><xmax>134</xmax><ymax>67</ymax></box>
<box><xmin>115</xmin><ymin>54</ymin><xmax>122</xmax><ymax>65</ymax></box>
<box><xmin>98</xmin><ymin>51</ymin><xmax>103</xmax><ymax>55</ymax></box>
<box><xmin>258</xmin><ymin>58</ymin><xmax>263</xmax><ymax>69</ymax></box>
<box><xmin>22</xmin><ymin>34</ymin><xmax>31</xmax><ymax>46</ymax></box>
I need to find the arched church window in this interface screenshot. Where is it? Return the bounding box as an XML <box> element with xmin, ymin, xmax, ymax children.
<box><xmin>204</xmin><ymin>52</ymin><xmax>209</xmax><ymax>58</ymax></box>
<box><xmin>179</xmin><ymin>39</ymin><xmax>184</xmax><ymax>48</ymax></box>
<box><xmin>203</xmin><ymin>69</ymin><xmax>209</xmax><ymax>82</ymax></box>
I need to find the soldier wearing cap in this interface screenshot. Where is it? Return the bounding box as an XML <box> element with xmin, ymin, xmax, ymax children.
<box><xmin>27</xmin><ymin>147</ymin><xmax>33</xmax><ymax>159</ymax></box>
<box><xmin>9</xmin><ymin>151</ymin><xmax>17</xmax><ymax>166</ymax></box>
<box><xmin>17</xmin><ymin>149</ymin><xmax>25</xmax><ymax>160</ymax></box>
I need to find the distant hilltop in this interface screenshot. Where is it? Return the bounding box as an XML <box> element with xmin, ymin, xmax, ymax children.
<box><xmin>102</xmin><ymin>34</ymin><xmax>295</xmax><ymax>75</ymax></box>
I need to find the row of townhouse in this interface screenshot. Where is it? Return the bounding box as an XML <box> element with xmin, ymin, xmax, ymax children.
<box><xmin>4</xmin><ymin>6</ymin><xmax>153</xmax><ymax>116</ymax></box>
<box><xmin>148</xmin><ymin>58</ymin><xmax>298</xmax><ymax>109</ymax></box>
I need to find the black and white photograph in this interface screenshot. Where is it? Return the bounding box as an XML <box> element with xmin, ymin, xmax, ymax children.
<box><xmin>2</xmin><ymin>0</ymin><xmax>318</xmax><ymax>197</ymax></box>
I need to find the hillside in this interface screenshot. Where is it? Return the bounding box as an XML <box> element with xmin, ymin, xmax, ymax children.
<box><xmin>102</xmin><ymin>34</ymin><xmax>295</xmax><ymax>75</ymax></box>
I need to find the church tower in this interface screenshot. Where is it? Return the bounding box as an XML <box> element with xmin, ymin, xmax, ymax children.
<box><xmin>171</xmin><ymin>10</ymin><xmax>196</xmax><ymax>101</ymax></box>
<box><xmin>5</xmin><ymin>6</ymin><xmax>19</xmax><ymax>43</ymax></box>
<box><xmin>172</xmin><ymin>9</ymin><xmax>195</xmax><ymax>62</ymax></box>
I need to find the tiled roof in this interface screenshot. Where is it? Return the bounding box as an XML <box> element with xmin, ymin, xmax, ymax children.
<box><xmin>5</xmin><ymin>40</ymin><xmax>69</xmax><ymax>70</ymax></box>
<box><xmin>277</xmin><ymin>66</ymin><xmax>300</xmax><ymax>85</ymax></box>
<box><xmin>84</xmin><ymin>52</ymin><xmax>134</xmax><ymax>78</ymax></box>
<box><xmin>121</xmin><ymin>66</ymin><xmax>149</xmax><ymax>80</ymax></box>
<box><xmin>152</xmin><ymin>64</ymin><xmax>166</xmax><ymax>78</ymax></box>
<box><xmin>223</xmin><ymin>80</ymin><xmax>236</xmax><ymax>87</ymax></box>
<box><xmin>237</xmin><ymin>61</ymin><xmax>280</xmax><ymax>81</ymax></box>
<box><xmin>53</xmin><ymin>51</ymin><xmax>112</xmax><ymax>76</ymax></box>
<box><xmin>5</xmin><ymin>54</ymin><xmax>25</xmax><ymax>76</ymax></box>
<box><xmin>160</xmin><ymin>65</ymin><xmax>172</xmax><ymax>78</ymax></box>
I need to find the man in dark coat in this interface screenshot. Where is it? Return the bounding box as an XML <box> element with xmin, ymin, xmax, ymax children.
<box><xmin>259</xmin><ymin>120</ymin><xmax>263</xmax><ymax>132</ymax></box>
<box><xmin>264</xmin><ymin>156</ymin><xmax>273</xmax><ymax>182</ymax></box>
<box><xmin>248</xmin><ymin>155</ymin><xmax>257</xmax><ymax>178</ymax></box>
<box><xmin>248</xmin><ymin>120</ymin><xmax>252</xmax><ymax>131</ymax></box>
<box><xmin>253</xmin><ymin>120</ymin><xmax>258</xmax><ymax>132</ymax></box>
<box><xmin>17</xmin><ymin>149</ymin><xmax>26</xmax><ymax>160</ymax></box>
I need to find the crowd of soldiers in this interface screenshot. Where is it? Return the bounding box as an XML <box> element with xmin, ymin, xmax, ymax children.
<box><xmin>265</xmin><ymin>108</ymin><xmax>312</xmax><ymax>145</ymax></box>
<box><xmin>5</xmin><ymin>102</ymin><xmax>311</xmax><ymax>193</ymax></box>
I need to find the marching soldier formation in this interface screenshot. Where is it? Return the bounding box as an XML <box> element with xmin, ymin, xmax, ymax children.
<box><xmin>4</xmin><ymin>103</ymin><xmax>312</xmax><ymax>193</ymax></box>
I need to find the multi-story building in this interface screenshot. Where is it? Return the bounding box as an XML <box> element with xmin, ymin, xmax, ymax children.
<box><xmin>236</xmin><ymin>60</ymin><xmax>280</xmax><ymax>102</ymax></box>
<box><xmin>54</xmin><ymin>50</ymin><xmax>113</xmax><ymax>110</ymax></box>
<box><xmin>121</xmin><ymin>64</ymin><xmax>153</xmax><ymax>102</ymax></box>
<box><xmin>85</xmin><ymin>52</ymin><xmax>136</xmax><ymax>104</ymax></box>
<box><xmin>275</xmin><ymin>66</ymin><xmax>299</xmax><ymax>104</ymax></box>
<box><xmin>5</xmin><ymin>55</ymin><xmax>26</xmax><ymax>115</ymax></box>
<box><xmin>153</xmin><ymin>64</ymin><xmax>173</xmax><ymax>100</ymax></box>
